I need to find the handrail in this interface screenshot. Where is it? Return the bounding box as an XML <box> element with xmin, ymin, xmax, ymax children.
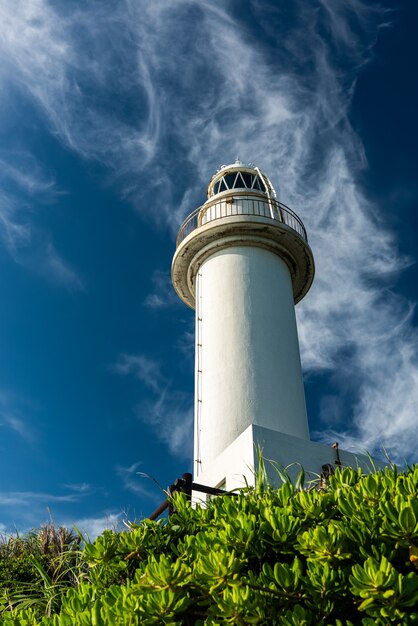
<box><xmin>148</xmin><ymin>473</ymin><xmax>237</xmax><ymax>521</ymax></box>
<box><xmin>176</xmin><ymin>194</ymin><xmax>307</xmax><ymax>247</ymax></box>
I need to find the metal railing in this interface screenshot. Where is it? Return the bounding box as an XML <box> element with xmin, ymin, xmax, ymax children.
<box><xmin>148</xmin><ymin>473</ymin><xmax>236</xmax><ymax>521</ymax></box>
<box><xmin>147</xmin><ymin>442</ymin><xmax>342</xmax><ymax>520</ymax></box>
<box><xmin>176</xmin><ymin>194</ymin><xmax>307</xmax><ymax>247</ymax></box>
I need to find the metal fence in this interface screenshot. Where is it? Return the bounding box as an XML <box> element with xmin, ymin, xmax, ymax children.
<box><xmin>176</xmin><ymin>195</ymin><xmax>307</xmax><ymax>247</ymax></box>
<box><xmin>148</xmin><ymin>473</ymin><xmax>236</xmax><ymax>521</ymax></box>
<box><xmin>147</xmin><ymin>443</ymin><xmax>342</xmax><ymax>520</ymax></box>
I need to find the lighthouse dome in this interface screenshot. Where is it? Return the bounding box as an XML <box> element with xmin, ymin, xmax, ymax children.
<box><xmin>207</xmin><ymin>161</ymin><xmax>277</xmax><ymax>199</ymax></box>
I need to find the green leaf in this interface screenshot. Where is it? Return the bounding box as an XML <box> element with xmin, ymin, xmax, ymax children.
<box><xmin>399</xmin><ymin>506</ymin><xmax>417</xmax><ymax>534</ymax></box>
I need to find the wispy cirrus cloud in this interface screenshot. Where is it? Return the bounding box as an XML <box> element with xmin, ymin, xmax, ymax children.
<box><xmin>0</xmin><ymin>485</ymin><xmax>96</xmax><ymax>534</ymax></box>
<box><xmin>133</xmin><ymin>389</ymin><xmax>193</xmax><ymax>460</ymax></box>
<box><xmin>115</xmin><ymin>461</ymin><xmax>162</xmax><ymax>504</ymax></box>
<box><xmin>0</xmin><ymin>490</ymin><xmax>85</xmax><ymax>507</ymax></box>
<box><xmin>113</xmin><ymin>354</ymin><xmax>193</xmax><ymax>459</ymax></box>
<box><xmin>0</xmin><ymin>415</ymin><xmax>31</xmax><ymax>441</ymax></box>
<box><xmin>0</xmin><ymin>390</ymin><xmax>35</xmax><ymax>442</ymax></box>
<box><xmin>144</xmin><ymin>270</ymin><xmax>181</xmax><ymax>310</ymax></box>
<box><xmin>112</xmin><ymin>354</ymin><xmax>164</xmax><ymax>394</ymax></box>
<box><xmin>62</xmin><ymin>483</ymin><xmax>94</xmax><ymax>494</ymax></box>
<box><xmin>70</xmin><ymin>513</ymin><xmax>122</xmax><ymax>540</ymax></box>
<box><xmin>0</xmin><ymin>0</ymin><xmax>415</xmax><ymax>460</ymax></box>
<box><xmin>0</xmin><ymin>152</ymin><xmax>83</xmax><ymax>289</ymax></box>
<box><xmin>0</xmin><ymin>0</ymin><xmax>83</xmax><ymax>289</ymax></box>
<box><xmin>0</xmin><ymin>0</ymin><xmax>167</xmax><ymax>221</ymax></box>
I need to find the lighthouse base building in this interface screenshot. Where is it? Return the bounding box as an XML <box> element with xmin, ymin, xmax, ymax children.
<box><xmin>193</xmin><ymin>425</ymin><xmax>384</xmax><ymax>498</ymax></box>
<box><xmin>172</xmin><ymin>162</ymin><xmax>385</xmax><ymax>498</ymax></box>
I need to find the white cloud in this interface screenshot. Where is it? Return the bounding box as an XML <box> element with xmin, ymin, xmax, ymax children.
<box><xmin>0</xmin><ymin>153</ymin><xmax>83</xmax><ymax>289</ymax></box>
<box><xmin>115</xmin><ymin>461</ymin><xmax>163</xmax><ymax>503</ymax></box>
<box><xmin>70</xmin><ymin>513</ymin><xmax>122</xmax><ymax>541</ymax></box>
<box><xmin>62</xmin><ymin>483</ymin><xmax>93</xmax><ymax>494</ymax></box>
<box><xmin>0</xmin><ymin>0</ymin><xmax>168</xmax><ymax>220</ymax></box>
<box><xmin>38</xmin><ymin>241</ymin><xmax>84</xmax><ymax>290</ymax></box>
<box><xmin>144</xmin><ymin>270</ymin><xmax>181</xmax><ymax>309</ymax></box>
<box><xmin>134</xmin><ymin>390</ymin><xmax>193</xmax><ymax>459</ymax></box>
<box><xmin>0</xmin><ymin>391</ymin><xmax>35</xmax><ymax>442</ymax></box>
<box><xmin>0</xmin><ymin>491</ymin><xmax>81</xmax><ymax>506</ymax></box>
<box><xmin>0</xmin><ymin>415</ymin><xmax>30</xmax><ymax>440</ymax></box>
<box><xmin>176</xmin><ymin>327</ymin><xmax>195</xmax><ymax>366</ymax></box>
<box><xmin>113</xmin><ymin>354</ymin><xmax>163</xmax><ymax>393</ymax></box>
<box><xmin>0</xmin><ymin>486</ymin><xmax>96</xmax><ymax>534</ymax></box>
<box><xmin>114</xmin><ymin>353</ymin><xmax>193</xmax><ymax>458</ymax></box>
<box><xmin>0</xmin><ymin>157</ymin><xmax>56</xmax><ymax>196</ymax></box>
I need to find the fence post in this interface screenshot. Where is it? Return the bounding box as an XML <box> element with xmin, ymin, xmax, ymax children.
<box><xmin>167</xmin><ymin>482</ymin><xmax>177</xmax><ymax>517</ymax></box>
<box><xmin>182</xmin><ymin>473</ymin><xmax>193</xmax><ymax>500</ymax></box>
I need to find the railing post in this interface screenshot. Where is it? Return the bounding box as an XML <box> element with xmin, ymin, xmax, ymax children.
<box><xmin>147</xmin><ymin>474</ymin><xmax>237</xmax><ymax>521</ymax></box>
<box><xmin>182</xmin><ymin>472</ymin><xmax>193</xmax><ymax>500</ymax></box>
<box><xmin>332</xmin><ymin>442</ymin><xmax>342</xmax><ymax>467</ymax></box>
<box><xmin>167</xmin><ymin>481</ymin><xmax>177</xmax><ymax>517</ymax></box>
<box><xmin>148</xmin><ymin>499</ymin><xmax>169</xmax><ymax>521</ymax></box>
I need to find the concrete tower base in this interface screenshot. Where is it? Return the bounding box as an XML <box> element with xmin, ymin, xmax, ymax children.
<box><xmin>193</xmin><ymin>425</ymin><xmax>386</xmax><ymax>503</ymax></box>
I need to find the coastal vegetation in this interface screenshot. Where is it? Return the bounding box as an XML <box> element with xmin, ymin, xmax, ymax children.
<box><xmin>1</xmin><ymin>464</ymin><xmax>418</xmax><ymax>624</ymax></box>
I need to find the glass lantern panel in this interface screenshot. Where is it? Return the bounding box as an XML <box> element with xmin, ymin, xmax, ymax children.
<box><xmin>218</xmin><ymin>179</ymin><xmax>227</xmax><ymax>192</ymax></box>
<box><xmin>234</xmin><ymin>172</ymin><xmax>246</xmax><ymax>188</ymax></box>
<box><xmin>223</xmin><ymin>173</ymin><xmax>237</xmax><ymax>189</ymax></box>
<box><xmin>252</xmin><ymin>176</ymin><xmax>262</xmax><ymax>191</ymax></box>
<box><xmin>240</xmin><ymin>172</ymin><xmax>253</xmax><ymax>188</ymax></box>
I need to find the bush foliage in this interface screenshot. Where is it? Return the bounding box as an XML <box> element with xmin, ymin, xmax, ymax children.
<box><xmin>1</xmin><ymin>465</ymin><xmax>418</xmax><ymax>624</ymax></box>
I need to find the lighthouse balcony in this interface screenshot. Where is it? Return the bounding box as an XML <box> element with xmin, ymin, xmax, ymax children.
<box><xmin>176</xmin><ymin>192</ymin><xmax>308</xmax><ymax>248</ymax></box>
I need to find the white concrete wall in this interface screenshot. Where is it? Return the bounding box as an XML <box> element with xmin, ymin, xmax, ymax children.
<box><xmin>192</xmin><ymin>426</ymin><xmax>256</xmax><ymax>506</ymax></box>
<box><xmin>194</xmin><ymin>245</ymin><xmax>309</xmax><ymax>477</ymax></box>
<box><xmin>193</xmin><ymin>424</ymin><xmax>387</xmax><ymax>497</ymax></box>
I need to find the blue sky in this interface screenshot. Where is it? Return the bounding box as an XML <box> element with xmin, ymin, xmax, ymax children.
<box><xmin>0</xmin><ymin>0</ymin><xmax>417</xmax><ymax>536</ymax></box>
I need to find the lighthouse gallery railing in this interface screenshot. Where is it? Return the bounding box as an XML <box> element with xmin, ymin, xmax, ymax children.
<box><xmin>176</xmin><ymin>194</ymin><xmax>308</xmax><ymax>247</ymax></box>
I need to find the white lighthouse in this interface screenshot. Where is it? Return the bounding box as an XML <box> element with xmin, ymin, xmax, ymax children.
<box><xmin>172</xmin><ymin>162</ymin><xmax>379</xmax><ymax>493</ymax></box>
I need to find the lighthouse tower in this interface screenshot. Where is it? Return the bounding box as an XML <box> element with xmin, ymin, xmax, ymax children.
<box><xmin>172</xmin><ymin>162</ymin><xmax>375</xmax><ymax>493</ymax></box>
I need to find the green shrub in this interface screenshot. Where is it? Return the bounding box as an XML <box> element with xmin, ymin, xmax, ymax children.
<box><xmin>0</xmin><ymin>525</ymin><xmax>83</xmax><ymax>617</ymax></box>
<box><xmin>1</xmin><ymin>465</ymin><xmax>418</xmax><ymax>624</ymax></box>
